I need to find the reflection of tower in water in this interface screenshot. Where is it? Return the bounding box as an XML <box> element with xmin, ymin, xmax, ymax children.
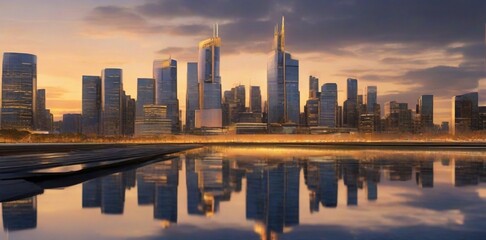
<box><xmin>246</xmin><ymin>161</ymin><xmax>300</xmax><ymax>240</ymax></box>
<box><xmin>136</xmin><ymin>159</ymin><xmax>180</xmax><ymax>226</ymax></box>
<box><xmin>304</xmin><ymin>159</ymin><xmax>338</xmax><ymax>212</ymax></box>
<box><xmin>2</xmin><ymin>197</ymin><xmax>37</xmax><ymax>231</ymax></box>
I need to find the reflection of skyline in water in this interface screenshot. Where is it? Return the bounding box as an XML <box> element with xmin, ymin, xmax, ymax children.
<box><xmin>1</xmin><ymin>147</ymin><xmax>486</xmax><ymax>239</ymax></box>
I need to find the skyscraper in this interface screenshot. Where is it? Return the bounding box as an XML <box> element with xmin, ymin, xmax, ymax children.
<box><xmin>365</xmin><ymin>86</ymin><xmax>377</xmax><ymax>113</ymax></box>
<box><xmin>195</xmin><ymin>25</ymin><xmax>223</xmax><ymax>128</ymax></box>
<box><xmin>82</xmin><ymin>76</ymin><xmax>101</xmax><ymax>136</ymax></box>
<box><xmin>62</xmin><ymin>113</ymin><xmax>82</xmax><ymax>134</ymax></box>
<box><xmin>102</xmin><ymin>68</ymin><xmax>123</xmax><ymax>136</ymax></box>
<box><xmin>1</xmin><ymin>52</ymin><xmax>37</xmax><ymax>130</ymax></box>
<box><xmin>309</xmin><ymin>76</ymin><xmax>319</xmax><ymax>99</ymax></box>
<box><xmin>122</xmin><ymin>92</ymin><xmax>136</xmax><ymax>136</ymax></box>
<box><xmin>136</xmin><ymin>78</ymin><xmax>155</xmax><ymax>119</ymax></box>
<box><xmin>186</xmin><ymin>62</ymin><xmax>199</xmax><ymax>131</ymax></box>
<box><xmin>154</xmin><ymin>58</ymin><xmax>179</xmax><ymax>133</ymax></box>
<box><xmin>417</xmin><ymin>95</ymin><xmax>434</xmax><ymax>131</ymax></box>
<box><xmin>451</xmin><ymin>92</ymin><xmax>479</xmax><ymax>135</ymax></box>
<box><xmin>267</xmin><ymin>17</ymin><xmax>300</xmax><ymax>124</ymax></box>
<box><xmin>319</xmin><ymin>83</ymin><xmax>338</xmax><ymax>127</ymax></box>
<box><xmin>250</xmin><ymin>86</ymin><xmax>262</xmax><ymax>113</ymax></box>
<box><xmin>343</xmin><ymin>78</ymin><xmax>358</xmax><ymax>128</ymax></box>
<box><xmin>36</xmin><ymin>89</ymin><xmax>52</xmax><ymax>131</ymax></box>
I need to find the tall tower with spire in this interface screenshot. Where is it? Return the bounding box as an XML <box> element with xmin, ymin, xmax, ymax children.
<box><xmin>267</xmin><ymin>17</ymin><xmax>300</xmax><ymax>124</ymax></box>
<box><xmin>195</xmin><ymin>24</ymin><xmax>223</xmax><ymax>128</ymax></box>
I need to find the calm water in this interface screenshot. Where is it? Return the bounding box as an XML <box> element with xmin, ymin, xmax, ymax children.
<box><xmin>1</xmin><ymin>146</ymin><xmax>486</xmax><ymax>240</ymax></box>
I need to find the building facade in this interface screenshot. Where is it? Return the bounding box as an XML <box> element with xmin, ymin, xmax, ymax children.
<box><xmin>82</xmin><ymin>76</ymin><xmax>101</xmax><ymax>136</ymax></box>
<box><xmin>102</xmin><ymin>68</ymin><xmax>123</xmax><ymax>136</ymax></box>
<box><xmin>1</xmin><ymin>53</ymin><xmax>37</xmax><ymax>130</ymax></box>
<box><xmin>343</xmin><ymin>78</ymin><xmax>358</xmax><ymax>128</ymax></box>
<box><xmin>154</xmin><ymin>58</ymin><xmax>179</xmax><ymax>133</ymax></box>
<box><xmin>451</xmin><ymin>92</ymin><xmax>478</xmax><ymax>135</ymax></box>
<box><xmin>136</xmin><ymin>78</ymin><xmax>155</xmax><ymax>120</ymax></box>
<box><xmin>319</xmin><ymin>83</ymin><xmax>338</xmax><ymax>127</ymax></box>
<box><xmin>417</xmin><ymin>95</ymin><xmax>434</xmax><ymax>132</ymax></box>
<box><xmin>250</xmin><ymin>86</ymin><xmax>262</xmax><ymax>114</ymax></box>
<box><xmin>267</xmin><ymin>17</ymin><xmax>300</xmax><ymax>124</ymax></box>
<box><xmin>185</xmin><ymin>62</ymin><xmax>199</xmax><ymax>131</ymax></box>
<box><xmin>195</xmin><ymin>25</ymin><xmax>223</xmax><ymax>128</ymax></box>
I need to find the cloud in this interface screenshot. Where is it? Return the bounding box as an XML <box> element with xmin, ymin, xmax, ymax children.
<box><xmin>156</xmin><ymin>47</ymin><xmax>197</xmax><ymax>61</ymax></box>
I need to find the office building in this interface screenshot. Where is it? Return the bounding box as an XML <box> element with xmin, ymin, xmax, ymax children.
<box><xmin>309</xmin><ymin>75</ymin><xmax>319</xmax><ymax>99</ymax></box>
<box><xmin>267</xmin><ymin>17</ymin><xmax>300</xmax><ymax>124</ymax></box>
<box><xmin>122</xmin><ymin>92</ymin><xmax>136</xmax><ymax>136</ymax></box>
<box><xmin>36</xmin><ymin>89</ymin><xmax>52</xmax><ymax>131</ymax></box>
<box><xmin>82</xmin><ymin>76</ymin><xmax>101</xmax><ymax>136</ymax></box>
<box><xmin>343</xmin><ymin>78</ymin><xmax>358</xmax><ymax>128</ymax></box>
<box><xmin>136</xmin><ymin>78</ymin><xmax>155</xmax><ymax>119</ymax></box>
<box><xmin>451</xmin><ymin>92</ymin><xmax>479</xmax><ymax>135</ymax></box>
<box><xmin>365</xmin><ymin>86</ymin><xmax>377</xmax><ymax>113</ymax></box>
<box><xmin>135</xmin><ymin>105</ymin><xmax>172</xmax><ymax>136</ymax></box>
<box><xmin>250</xmin><ymin>86</ymin><xmax>262</xmax><ymax>113</ymax></box>
<box><xmin>195</xmin><ymin>25</ymin><xmax>223</xmax><ymax>128</ymax></box>
<box><xmin>479</xmin><ymin>106</ymin><xmax>486</xmax><ymax>130</ymax></box>
<box><xmin>319</xmin><ymin>83</ymin><xmax>338</xmax><ymax>127</ymax></box>
<box><xmin>154</xmin><ymin>58</ymin><xmax>179</xmax><ymax>133</ymax></box>
<box><xmin>417</xmin><ymin>95</ymin><xmax>434</xmax><ymax>132</ymax></box>
<box><xmin>185</xmin><ymin>62</ymin><xmax>199</xmax><ymax>131</ymax></box>
<box><xmin>62</xmin><ymin>113</ymin><xmax>82</xmax><ymax>134</ymax></box>
<box><xmin>102</xmin><ymin>68</ymin><xmax>123</xmax><ymax>136</ymax></box>
<box><xmin>1</xmin><ymin>53</ymin><xmax>37</xmax><ymax>130</ymax></box>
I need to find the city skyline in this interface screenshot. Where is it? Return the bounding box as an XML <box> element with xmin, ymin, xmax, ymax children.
<box><xmin>0</xmin><ymin>1</ymin><xmax>484</xmax><ymax>123</ymax></box>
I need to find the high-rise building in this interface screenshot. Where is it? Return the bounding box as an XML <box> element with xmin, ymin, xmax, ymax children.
<box><xmin>319</xmin><ymin>83</ymin><xmax>338</xmax><ymax>127</ymax></box>
<box><xmin>102</xmin><ymin>68</ymin><xmax>123</xmax><ymax>136</ymax></box>
<box><xmin>417</xmin><ymin>95</ymin><xmax>434</xmax><ymax>131</ymax></box>
<box><xmin>365</xmin><ymin>86</ymin><xmax>377</xmax><ymax>113</ymax></box>
<box><xmin>195</xmin><ymin>25</ymin><xmax>223</xmax><ymax>128</ymax></box>
<box><xmin>1</xmin><ymin>53</ymin><xmax>37</xmax><ymax>130</ymax></box>
<box><xmin>250</xmin><ymin>86</ymin><xmax>262</xmax><ymax>113</ymax></box>
<box><xmin>384</xmin><ymin>101</ymin><xmax>412</xmax><ymax>133</ymax></box>
<box><xmin>62</xmin><ymin>113</ymin><xmax>82</xmax><ymax>134</ymax></box>
<box><xmin>185</xmin><ymin>62</ymin><xmax>199</xmax><ymax>131</ymax></box>
<box><xmin>343</xmin><ymin>78</ymin><xmax>358</xmax><ymax>128</ymax></box>
<box><xmin>479</xmin><ymin>106</ymin><xmax>486</xmax><ymax>130</ymax></box>
<box><xmin>154</xmin><ymin>58</ymin><xmax>179</xmax><ymax>133</ymax></box>
<box><xmin>309</xmin><ymin>76</ymin><xmax>319</xmax><ymax>99</ymax></box>
<box><xmin>122</xmin><ymin>92</ymin><xmax>136</xmax><ymax>136</ymax></box>
<box><xmin>136</xmin><ymin>78</ymin><xmax>155</xmax><ymax>119</ymax></box>
<box><xmin>82</xmin><ymin>76</ymin><xmax>102</xmax><ymax>136</ymax></box>
<box><xmin>304</xmin><ymin>99</ymin><xmax>319</xmax><ymax>127</ymax></box>
<box><xmin>36</xmin><ymin>89</ymin><xmax>52</xmax><ymax>131</ymax></box>
<box><xmin>451</xmin><ymin>92</ymin><xmax>479</xmax><ymax>135</ymax></box>
<box><xmin>267</xmin><ymin>17</ymin><xmax>300</xmax><ymax>124</ymax></box>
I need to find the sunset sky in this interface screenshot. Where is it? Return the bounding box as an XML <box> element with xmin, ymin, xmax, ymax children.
<box><xmin>0</xmin><ymin>0</ymin><xmax>484</xmax><ymax>123</ymax></box>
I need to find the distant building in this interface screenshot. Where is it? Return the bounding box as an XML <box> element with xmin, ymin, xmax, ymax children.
<box><xmin>384</xmin><ymin>101</ymin><xmax>412</xmax><ymax>133</ymax></box>
<box><xmin>236</xmin><ymin>123</ymin><xmax>267</xmax><ymax>134</ymax></box>
<box><xmin>136</xmin><ymin>78</ymin><xmax>155</xmax><ymax>119</ymax></box>
<box><xmin>185</xmin><ymin>62</ymin><xmax>199</xmax><ymax>131</ymax></box>
<box><xmin>343</xmin><ymin>78</ymin><xmax>358</xmax><ymax>128</ymax></box>
<box><xmin>250</xmin><ymin>86</ymin><xmax>262</xmax><ymax>113</ymax></box>
<box><xmin>82</xmin><ymin>76</ymin><xmax>102</xmax><ymax>136</ymax></box>
<box><xmin>135</xmin><ymin>105</ymin><xmax>172</xmax><ymax>136</ymax></box>
<box><xmin>238</xmin><ymin>112</ymin><xmax>263</xmax><ymax>123</ymax></box>
<box><xmin>102</xmin><ymin>68</ymin><xmax>123</xmax><ymax>136</ymax></box>
<box><xmin>267</xmin><ymin>17</ymin><xmax>300</xmax><ymax>124</ymax></box>
<box><xmin>122</xmin><ymin>92</ymin><xmax>136</xmax><ymax>136</ymax></box>
<box><xmin>36</xmin><ymin>89</ymin><xmax>52</xmax><ymax>131</ymax></box>
<box><xmin>319</xmin><ymin>83</ymin><xmax>338</xmax><ymax>127</ymax></box>
<box><xmin>451</xmin><ymin>92</ymin><xmax>479</xmax><ymax>135</ymax></box>
<box><xmin>365</xmin><ymin>86</ymin><xmax>377</xmax><ymax>114</ymax></box>
<box><xmin>195</xmin><ymin>25</ymin><xmax>223</xmax><ymax>128</ymax></box>
<box><xmin>417</xmin><ymin>95</ymin><xmax>434</xmax><ymax>132</ymax></box>
<box><xmin>1</xmin><ymin>53</ymin><xmax>37</xmax><ymax>130</ymax></box>
<box><xmin>304</xmin><ymin>98</ymin><xmax>319</xmax><ymax>127</ymax></box>
<box><xmin>309</xmin><ymin>75</ymin><xmax>319</xmax><ymax>99</ymax></box>
<box><xmin>62</xmin><ymin>113</ymin><xmax>82</xmax><ymax>134</ymax></box>
<box><xmin>154</xmin><ymin>58</ymin><xmax>179</xmax><ymax>133</ymax></box>
<box><xmin>479</xmin><ymin>106</ymin><xmax>486</xmax><ymax>130</ymax></box>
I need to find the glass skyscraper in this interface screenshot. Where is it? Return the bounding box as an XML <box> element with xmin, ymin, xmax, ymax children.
<box><xmin>1</xmin><ymin>52</ymin><xmax>37</xmax><ymax>130</ymax></box>
<box><xmin>267</xmin><ymin>17</ymin><xmax>300</xmax><ymax>124</ymax></box>
<box><xmin>250</xmin><ymin>86</ymin><xmax>262</xmax><ymax>113</ymax></box>
<box><xmin>365</xmin><ymin>86</ymin><xmax>377</xmax><ymax>113</ymax></box>
<box><xmin>319</xmin><ymin>83</ymin><xmax>338</xmax><ymax>127</ymax></box>
<box><xmin>417</xmin><ymin>95</ymin><xmax>434</xmax><ymax>130</ymax></box>
<box><xmin>154</xmin><ymin>58</ymin><xmax>179</xmax><ymax>132</ymax></box>
<box><xmin>343</xmin><ymin>78</ymin><xmax>358</xmax><ymax>128</ymax></box>
<box><xmin>136</xmin><ymin>78</ymin><xmax>155</xmax><ymax>119</ymax></box>
<box><xmin>82</xmin><ymin>75</ymin><xmax>101</xmax><ymax>136</ymax></box>
<box><xmin>102</xmin><ymin>68</ymin><xmax>123</xmax><ymax>136</ymax></box>
<box><xmin>186</xmin><ymin>62</ymin><xmax>199</xmax><ymax>131</ymax></box>
<box><xmin>309</xmin><ymin>75</ymin><xmax>319</xmax><ymax>99</ymax></box>
<box><xmin>451</xmin><ymin>92</ymin><xmax>478</xmax><ymax>135</ymax></box>
<box><xmin>195</xmin><ymin>25</ymin><xmax>222</xmax><ymax>128</ymax></box>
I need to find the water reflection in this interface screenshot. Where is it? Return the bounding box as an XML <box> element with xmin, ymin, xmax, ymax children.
<box><xmin>1</xmin><ymin>147</ymin><xmax>486</xmax><ymax>239</ymax></box>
